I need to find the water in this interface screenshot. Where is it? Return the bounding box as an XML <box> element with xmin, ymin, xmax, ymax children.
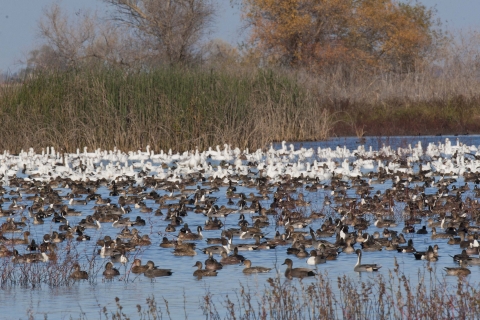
<box><xmin>0</xmin><ymin>135</ymin><xmax>479</xmax><ymax>319</ymax></box>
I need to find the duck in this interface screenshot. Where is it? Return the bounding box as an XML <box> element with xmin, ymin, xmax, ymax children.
<box><xmin>131</xmin><ymin>259</ymin><xmax>149</xmax><ymax>274</ymax></box>
<box><xmin>159</xmin><ymin>237</ymin><xmax>176</xmax><ymax>248</ymax></box>
<box><xmin>374</xmin><ymin>217</ymin><xmax>397</xmax><ymax>228</ymax></box>
<box><xmin>110</xmin><ymin>249</ymin><xmax>129</xmax><ymax>265</ymax></box>
<box><xmin>397</xmin><ymin>239</ymin><xmax>415</xmax><ymax>253</ymax></box>
<box><xmin>306</xmin><ymin>250</ymin><xmax>327</xmax><ymax>265</ymax></box>
<box><xmin>70</xmin><ymin>263</ymin><xmax>89</xmax><ymax>280</ymax></box>
<box><xmin>253</xmin><ymin>234</ymin><xmax>276</xmax><ymax>250</ymax></box>
<box><xmin>445</xmin><ymin>260</ymin><xmax>471</xmax><ymax>276</ymax></box>
<box><xmin>282</xmin><ymin>258</ymin><xmax>316</xmax><ymax>279</ymax></box>
<box><xmin>204</xmin><ymin>252</ymin><xmax>223</xmax><ymax>271</ymax></box>
<box><xmin>242</xmin><ymin>259</ymin><xmax>271</xmax><ymax>274</ymax></box>
<box><xmin>295</xmin><ymin>245</ymin><xmax>309</xmax><ymax>258</ymax></box>
<box><xmin>193</xmin><ymin>261</ymin><xmax>218</xmax><ymax>278</ymax></box>
<box><xmin>173</xmin><ymin>240</ymin><xmax>197</xmax><ymax>256</ymax></box>
<box><xmin>413</xmin><ymin>246</ymin><xmax>438</xmax><ymax>262</ymax></box>
<box><xmin>178</xmin><ymin>226</ymin><xmax>203</xmax><ymax>241</ymax></box>
<box><xmin>220</xmin><ymin>250</ymin><xmax>244</xmax><ymax>265</ymax></box>
<box><xmin>431</xmin><ymin>227</ymin><xmax>451</xmax><ymax>240</ymax></box>
<box><xmin>103</xmin><ymin>262</ymin><xmax>120</xmax><ymax>278</ymax></box>
<box><xmin>416</xmin><ymin>226</ymin><xmax>428</xmax><ymax>234</ymax></box>
<box><xmin>12</xmin><ymin>250</ymin><xmax>49</xmax><ymax>263</ymax></box>
<box><xmin>353</xmin><ymin>249</ymin><xmax>381</xmax><ymax>272</ymax></box>
<box><xmin>144</xmin><ymin>261</ymin><xmax>173</xmax><ymax>277</ymax></box>
<box><xmin>3</xmin><ymin>231</ymin><xmax>30</xmax><ymax>245</ymax></box>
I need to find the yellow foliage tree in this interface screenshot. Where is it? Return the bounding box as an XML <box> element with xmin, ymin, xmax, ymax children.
<box><xmin>242</xmin><ymin>0</ymin><xmax>442</xmax><ymax>72</ymax></box>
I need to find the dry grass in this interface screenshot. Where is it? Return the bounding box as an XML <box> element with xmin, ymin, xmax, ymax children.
<box><xmin>82</xmin><ymin>266</ymin><xmax>480</xmax><ymax>320</ymax></box>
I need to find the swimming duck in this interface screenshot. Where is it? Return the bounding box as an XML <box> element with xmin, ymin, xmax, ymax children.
<box><xmin>353</xmin><ymin>249</ymin><xmax>381</xmax><ymax>272</ymax></box>
<box><xmin>110</xmin><ymin>249</ymin><xmax>129</xmax><ymax>265</ymax></box>
<box><xmin>131</xmin><ymin>259</ymin><xmax>149</xmax><ymax>274</ymax></box>
<box><xmin>144</xmin><ymin>261</ymin><xmax>173</xmax><ymax>277</ymax></box>
<box><xmin>282</xmin><ymin>258</ymin><xmax>316</xmax><ymax>279</ymax></box>
<box><xmin>103</xmin><ymin>262</ymin><xmax>120</xmax><ymax>278</ymax></box>
<box><xmin>70</xmin><ymin>263</ymin><xmax>89</xmax><ymax>280</ymax></box>
<box><xmin>173</xmin><ymin>240</ymin><xmax>197</xmax><ymax>256</ymax></box>
<box><xmin>242</xmin><ymin>259</ymin><xmax>271</xmax><ymax>274</ymax></box>
<box><xmin>204</xmin><ymin>252</ymin><xmax>223</xmax><ymax>270</ymax></box>
<box><xmin>445</xmin><ymin>260</ymin><xmax>471</xmax><ymax>276</ymax></box>
<box><xmin>220</xmin><ymin>250</ymin><xmax>244</xmax><ymax>265</ymax></box>
<box><xmin>178</xmin><ymin>226</ymin><xmax>203</xmax><ymax>241</ymax></box>
<box><xmin>159</xmin><ymin>237</ymin><xmax>176</xmax><ymax>248</ymax></box>
<box><xmin>397</xmin><ymin>239</ymin><xmax>415</xmax><ymax>253</ymax></box>
<box><xmin>306</xmin><ymin>250</ymin><xmax>327</xmax><ymax>265</ymax></box>
<box><xmin>193</xmin><ymin>261</ymin><xmax>218</xmax><ymax>278</ymax></box>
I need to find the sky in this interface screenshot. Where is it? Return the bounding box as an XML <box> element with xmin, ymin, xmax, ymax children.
<box><xmin>0</xmin><ymin>1</ymin><xmax>480</xmax><ymax>73</ymax></box>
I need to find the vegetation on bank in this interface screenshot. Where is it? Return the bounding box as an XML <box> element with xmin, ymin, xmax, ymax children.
<box><xmin>1</xmin><ymin>65</ymin><xmax>480</xmax><ymax>153</ymax></box>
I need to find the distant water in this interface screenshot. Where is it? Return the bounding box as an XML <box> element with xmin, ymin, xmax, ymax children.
<box><xmin>1</xmin><ymin>135</ymin><xmax>480</xmax><ymax>319</ymax></box>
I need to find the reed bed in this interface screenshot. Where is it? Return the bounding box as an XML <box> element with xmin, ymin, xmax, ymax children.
<box><xmin>90</xmin><ymin>267</ymin><xmax>480</xmax><ymax>320</ymax></box>
<box><xmin>0</xmin><ymin>238</ymin><xmax>103</xmax><ymax>289</ymax></box>
<box><xmin>2</xmin><ymin>59</ymin><xmax>480</xmax><ymax>153</ymax></box>
<box><xmin>0</xmin><ymin>67</ymin><xmax>332</xmax><ymax>153</ymax></box>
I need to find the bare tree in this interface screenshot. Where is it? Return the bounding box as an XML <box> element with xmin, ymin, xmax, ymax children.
<box><xmin>103</xmin><ymin>0</ymin><xmax>216</xmax><ymax>65</ymax></box>
<box><xmin>31</xmin><ymin>3</ymin><xmax>142</xmax><ymax>70</ymax></box>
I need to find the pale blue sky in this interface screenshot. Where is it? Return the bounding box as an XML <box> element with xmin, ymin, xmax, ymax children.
<box><xmin>0</xmin><ymin>1</ymin><xmax>479</xmax><ymax>73</ymax></box>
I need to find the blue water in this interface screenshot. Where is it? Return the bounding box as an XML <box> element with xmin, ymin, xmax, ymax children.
<box><xmin>0</xmin><ymin>135</ymin><xmax>479</xmax><ymax>319</ymax></box>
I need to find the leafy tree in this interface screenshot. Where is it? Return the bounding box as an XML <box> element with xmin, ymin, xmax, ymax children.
<box><xmin>242</xmin><ymin>0</ymin><xmax>442</xmax><ymax>72</ymax></box>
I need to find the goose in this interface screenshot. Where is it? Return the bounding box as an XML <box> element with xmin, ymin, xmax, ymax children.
<box><xmin>282</xmin><ymin>258</ymin><xmax>316</xmax><ymax>279</ymax></box>
<box><xmin>354</xmin><ymin>249</ymin><xmax>381</xmax><ymax>272</ymax></box>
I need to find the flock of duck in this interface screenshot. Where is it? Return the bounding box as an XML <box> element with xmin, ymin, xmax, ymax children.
<box><xmin>1</xmin><ymin>137</ymin><xmax>480</xmax><ymax>284</ymax></box>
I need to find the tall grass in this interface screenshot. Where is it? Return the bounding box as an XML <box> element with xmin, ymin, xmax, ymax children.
<box><xmin>0</xmin><ymin>67</ymin><xmax>332</xmax><ymax>153</ymax></box>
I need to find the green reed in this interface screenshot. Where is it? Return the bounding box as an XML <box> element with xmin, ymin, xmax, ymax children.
<box><xmin>0</xmin><ymin>67</ymin><xmax>330</xmax><ymax>153</ymax></box>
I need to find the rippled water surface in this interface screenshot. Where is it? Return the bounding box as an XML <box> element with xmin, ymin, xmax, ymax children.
<box><xmin>1</xmin><ymin>135</ymin><xmax>480</xmax><ymax>319</ymax></box>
